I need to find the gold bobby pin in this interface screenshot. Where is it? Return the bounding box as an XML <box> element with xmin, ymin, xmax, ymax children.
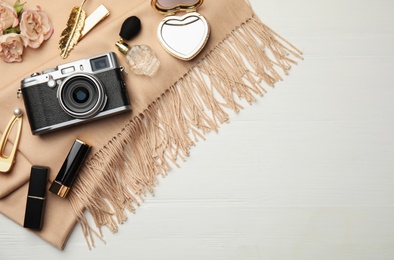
<box><xmin>0</xmin><ymin>108</ymin><xmax>23</xmax><ymax>173</ymax></box>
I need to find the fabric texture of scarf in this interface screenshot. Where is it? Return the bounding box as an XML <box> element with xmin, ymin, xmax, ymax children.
<box><xmin>0</xmin><ymin>0</ymin><xmax>302</xmax><ymax>249</ymax></box>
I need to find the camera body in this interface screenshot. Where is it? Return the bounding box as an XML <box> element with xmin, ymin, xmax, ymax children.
<box><xmin>21</xmin><ymin>52</ymin><xmax>131</xmax><ymax>135</ymax></box>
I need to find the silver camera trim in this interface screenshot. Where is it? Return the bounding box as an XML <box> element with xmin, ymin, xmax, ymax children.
<box><xmin>57</xmin><ymin>73</ymin><xmax>108</xmax><ymax>119</ymax></box>
<box><xmin>21</xmin><ymin>52</ymin><xmax>119</xmax><ymax>88</ymax></box>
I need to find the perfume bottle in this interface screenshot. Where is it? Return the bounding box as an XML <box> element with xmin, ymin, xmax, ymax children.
<box><xmin>115</xmin><ymin>16</ymin><xmax>160</xmax><ymax>76</ymax></box>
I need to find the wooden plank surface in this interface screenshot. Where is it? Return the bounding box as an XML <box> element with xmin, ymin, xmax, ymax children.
<box><xmin>1</xmin><ymin>0</ymin><xmax>394</xmax><ymax>259</ymax></box>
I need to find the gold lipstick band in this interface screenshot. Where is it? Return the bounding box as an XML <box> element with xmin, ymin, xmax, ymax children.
<box><xmin>49</xmin><ymin>181</ymin><xmax>71</xmax><ymax>198</ymax></box>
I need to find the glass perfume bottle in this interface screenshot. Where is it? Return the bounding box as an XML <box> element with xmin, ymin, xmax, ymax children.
<box><xmin>116</xmin><ymin>40</ymin><xmax>160</xmax><ymax>77</ymax></box>
<box><xmin>115</xmin><ymin>16</ymin><xmax>160</xmax><ymax>76</ymax></box>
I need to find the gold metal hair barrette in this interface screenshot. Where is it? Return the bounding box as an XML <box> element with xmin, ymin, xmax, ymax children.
<box><xmin>0</xmin><ymin>108</ymin><xmax>23</xmax><ymax>173</ymax></box>
<box><xmin>59</xmin><ymin>0</ymin><xmax>110</xmax><ymax>59</ymax></box>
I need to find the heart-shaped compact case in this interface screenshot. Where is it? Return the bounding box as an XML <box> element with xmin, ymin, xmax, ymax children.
<box><xmin>151</xmin><ymin>0</ymin><xmax>210</xmax><ymax>61</ymax></box>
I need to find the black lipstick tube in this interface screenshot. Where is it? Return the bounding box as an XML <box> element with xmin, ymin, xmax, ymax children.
<box><xmin>24</xmin><ymin>166</ymin><xmax>48</xmax><ymax>230</ymax></box>
<box><xmin>49</xmin><ymin>139</ymin><xmax>91</xmax><ymax>198</ymax></box>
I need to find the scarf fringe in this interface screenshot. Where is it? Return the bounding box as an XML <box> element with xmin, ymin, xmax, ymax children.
<box><xmin>68</xmin><ymin>14</ymin><xmax>302</xmax><ymax>248</ymax></box>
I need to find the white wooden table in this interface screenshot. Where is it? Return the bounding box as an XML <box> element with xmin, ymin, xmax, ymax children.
<box><xmin>1</xmin><ymin>0</ymin><xmax>394</xmax><ymax>259</ymax></box>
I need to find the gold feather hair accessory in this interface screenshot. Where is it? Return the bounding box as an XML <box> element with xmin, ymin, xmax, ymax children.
<box><xmin>58</xmin><ymin>0</ymin><xmax>87</xmax><ymax>59</ymax></box>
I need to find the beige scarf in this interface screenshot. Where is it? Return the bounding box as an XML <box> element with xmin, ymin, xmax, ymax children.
<box><xmin>0</xmin><ymin>0</ymin><xmax>302</xmax><ymax>249</ymax></box>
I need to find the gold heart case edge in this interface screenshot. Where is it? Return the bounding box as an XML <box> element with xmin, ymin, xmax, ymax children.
<box><xmin>157</xmin><ymin>12</ymin><xmax>210</xmax><ymax>61</ymax></box>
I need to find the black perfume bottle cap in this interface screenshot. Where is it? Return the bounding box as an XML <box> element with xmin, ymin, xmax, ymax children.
<box><xmin>24</xmin><ymin>166</ymin><xmax>49</xmax><ymax>230</ymax></box>
<box><xmin>119</xmin><ymin>16</ymin><xmax>141</xmax><ymax>40</ymax></box>
<box><xmin>116</xmin><ymin>16</ymin><xmax>141</xmax><ymax>55</ymax></box>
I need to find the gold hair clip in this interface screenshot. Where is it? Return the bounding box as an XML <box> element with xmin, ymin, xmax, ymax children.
<box><xmin>0</xmin><ymin>108</ymin><xmax>23</xmax><ymax>173</ymax></box>
<box><xmin>59</xmin><ymin>1</ymin><xmax>110</xmax><ymax>59</ymax></box>
<box><xmin>80</xmin><ymin>4</ymin><xmax>110</xmax><ymax>40</ymax></box>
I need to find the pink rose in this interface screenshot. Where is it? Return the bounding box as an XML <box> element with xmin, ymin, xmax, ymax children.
<box><xmin>0</xmin><ymin>1</ymin><xmax>19</xmax><ymax>35</ymax></box>
<box><xmin>19</xmin><ymin>6</ymin><xmax>53</xmax><ymax>48</ymax></box>
<box><xmin>0</xmin><ymin>33</ymin><xmax>25</xmax><ymax>62</ymax></box>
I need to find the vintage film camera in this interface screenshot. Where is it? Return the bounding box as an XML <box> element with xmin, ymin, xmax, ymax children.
<box><xmin>20</xmin><ymin>52</ymin><xmax>131</xmax><ymax>135</ymax></box>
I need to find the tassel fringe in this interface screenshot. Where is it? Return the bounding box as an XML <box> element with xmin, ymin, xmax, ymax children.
<box><xmin>68</xmin><ymin>14</ymin><xmax>302</xmax><ymax>248</ymax></box>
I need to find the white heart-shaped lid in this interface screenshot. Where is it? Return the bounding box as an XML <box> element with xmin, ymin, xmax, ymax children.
<box><xmin>157</xmin><ymin>12</ymin><xmax>210</xmax><ymax>60</ymax></box>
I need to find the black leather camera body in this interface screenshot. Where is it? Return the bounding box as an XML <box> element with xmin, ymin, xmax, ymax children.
<box><xmin>20</xmin><ymin>52</ymin><xmax>131</xmax><ymax>135</ymax></box>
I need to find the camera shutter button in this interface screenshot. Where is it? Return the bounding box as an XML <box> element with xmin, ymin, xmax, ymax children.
<box><xmin>47</xmin><ymin>75</ymin><xmax>56</xmax><ymax>88</ymax></box>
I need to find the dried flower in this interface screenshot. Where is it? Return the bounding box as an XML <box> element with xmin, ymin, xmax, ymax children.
<box><xmin>20</xmin><ymin>6</ymin><xmax>53</xmax><ymax>48</ymax></box>
<box><xmin>0</xmin><ymin>1</ymin><xmax>53</xmax><ymax>63</ymax></box>
<box><xmin>0</xmin><ymin>1</ymin><xmax>19</xmax><ymax>35</ymax></box>
<box><xmin>0</xmin><ymin>32</ymin><xmax>25</xmax><ymax>62</ymax></box>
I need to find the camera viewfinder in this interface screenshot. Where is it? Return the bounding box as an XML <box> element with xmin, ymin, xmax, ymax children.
<box><xmin>90</xmin><ymin>56</ymin><xmax>110</xmax><ymax>71</ymax></box>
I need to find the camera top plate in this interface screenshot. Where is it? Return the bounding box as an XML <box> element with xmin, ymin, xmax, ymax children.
<box><xmin>21</xmin><ymin>52</ymin><xmax>120</xmax><ymax>89</ymax></box>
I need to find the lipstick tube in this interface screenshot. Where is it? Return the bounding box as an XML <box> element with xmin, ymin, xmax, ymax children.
<box><xmin>49</xmin><ymin>139</ymin><xmax>91</xmax><ymax>198</ymax></box>
<box><xmin>24</xmin><ymin>166</ymin><xmax>48</xmax><ymax>230</ymax></box>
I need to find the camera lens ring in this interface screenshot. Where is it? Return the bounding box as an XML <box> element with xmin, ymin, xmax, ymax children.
<box><xmin>58</xmin><ymin>73</ymin><xmax>107</xmax><ymax>119</ymax></box>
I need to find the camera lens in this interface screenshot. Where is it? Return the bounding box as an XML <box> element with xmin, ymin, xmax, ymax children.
<box><xmin>73</xmin><ymin>87</ymin><xmax>90</xmax><ymax>103</ymax></box>
<box><xmin>58</xmin><ymin>74</ymin><xmax>107</xmax><ymax>119</ymax></box>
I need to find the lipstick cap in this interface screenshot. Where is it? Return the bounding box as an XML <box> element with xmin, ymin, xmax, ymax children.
<box><xmin>23</xmin><ymin>166</ymin><xmax>48</xmax><ymax>230</ymax></box>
